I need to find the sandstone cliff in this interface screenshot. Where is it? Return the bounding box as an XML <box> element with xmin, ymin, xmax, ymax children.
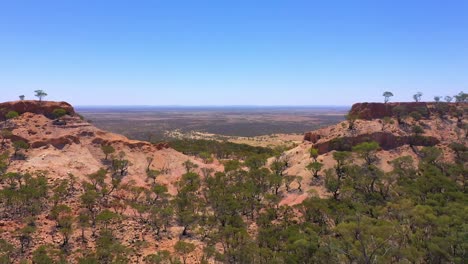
<box><xmin>0</xmin><ymin>100</ymin><xmax>75</xmax><ymax>118</ymax></box>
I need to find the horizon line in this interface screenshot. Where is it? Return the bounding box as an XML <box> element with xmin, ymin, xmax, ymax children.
<box><xmin>74</xmin><ymin>104</ymin><xmax>352</xmax><ymax>108</ymax></box>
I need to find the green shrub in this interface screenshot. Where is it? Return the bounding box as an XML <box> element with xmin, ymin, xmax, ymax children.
<box><xmin>5</xmin><ymin>111</ymin><xmax>19</xmax><ymax>120</ymax></box>
<box><xmin>52</xmin><ymin>108</ymin><xmax>67</xmax><ymax>119</ymax></box>
<box><xmin>409</xmin><ymin>111</ymin><xmax>422</xmax><ymax>121</ymax></box>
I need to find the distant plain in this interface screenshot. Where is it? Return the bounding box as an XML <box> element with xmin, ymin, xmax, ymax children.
<box><xmin>76</xmin><ymin>106</ymin><xmax>348</xmax><ymax>142</ymax></box>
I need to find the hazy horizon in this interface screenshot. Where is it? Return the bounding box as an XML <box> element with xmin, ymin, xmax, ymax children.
<box><xmin>75</xmin><ymin>104</ymin><xmax>351</xmax><ymax>108</ymax></box>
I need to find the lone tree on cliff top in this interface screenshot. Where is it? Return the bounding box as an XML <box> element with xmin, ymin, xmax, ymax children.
<box><xmin>382</xmin><ymin>91</ymin><xmax>393</xmax><ymax>103</ymax></box>
<box><xmin>454</xmin><ymin>91</ymin><xmax>467</xmax><ymax>102</ymax></box>
<box><xmin>34</xmin><ymin>90</ymin><xmax>47</xmax><ymax>102</ymax></box>
<box><xmin>413</xmin><ymin>92</ymin><xmax>423</xmax><ymax>102</ymax></box>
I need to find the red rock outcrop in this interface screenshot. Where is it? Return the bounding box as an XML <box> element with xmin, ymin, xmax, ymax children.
<box><xmin>311</xmin><ymin>132</ymin><xmax>439</xmax><ymax>154</ymax></box>
<box><xmin>30</xmin><ymin>135</ymin><xmax>80</xmax><ymax>149</ymax></box>
<box><xmin>92</xmin><ymin>137</ymin><xmax>170</xmax><ymax>150</ymax></box>
<box><xmin>304</xmin><ymin>132</ymin><xmax>321</xmax><ymax>143</ymax></box>
<box><xmin>348</xmin><ymin>102</ymin><xmax>429</xmax><ymax>120</ymax></box>
<box><xmin>3</xmin><ymin>107</ymin><xmax>170</xmax><ymax>152</ymax></box>
<box><xmin>0</xmin><ymin>100</ymin><xmax>75</xmax><ymax>118</ymax></box>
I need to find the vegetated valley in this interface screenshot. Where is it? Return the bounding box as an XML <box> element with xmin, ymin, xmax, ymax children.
<box><xmin>0</xmin><ymin>99</ymin><xmax>466</xmax><ymax>263</ymax></box>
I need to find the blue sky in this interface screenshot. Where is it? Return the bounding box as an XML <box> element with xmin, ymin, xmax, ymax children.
<box><xmin>0</xmin><ymin>0</ymin><xmax>467</xmax><ymax>106</ymax></box>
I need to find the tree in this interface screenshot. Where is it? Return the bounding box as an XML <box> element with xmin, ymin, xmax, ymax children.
<box><xmin>199</xmin><ymin>152</ymin><xmax>213</xmax><ymax>163</ymax></box>
<box><xmin>146</xmin><ymin>156</ymin><xmax>154</xmax><ymax>171</ymax></box>
<box><xmin>444</xmin><ymin>96</ymin><xmax>453</xmax><ymax>102</ymax></box>
<box><xmin>111</xmin><ymin>152</ymin><xmax>130</xmax><ymax>179</ymax></box>
<box><xmin>146</xmin><ymin>169</ymin><xmax>161</xmax><ymax>184</ymax></box>
<box><xmin>296</xmin><ymin>176</ymin><xmax>303</xmax><ymax>192</ymax></box>
<box><xmin>420</xmin><ymin>146</ymin><xmax>442</xmax><ymax>165</ymax></box>
<box><xmin>12</xmin><ymin>140</ymin><xmax>29</xmax><ymax>158</ymax></box>
<box><xmin>0</xmin><ymin>152</ymin><xmax>9</xmax><ymax>176</ymax></box>
<box><xmin>1</xmin><ymin>129</ymin><xmax>12</xmax><ymax>148</ymax></box>
<box><xmin>19</xmin><ymin>95</ymin><xmax>25</xmax><ymax>100</ymax></box>
<box><xmin>77</xmin><ymin>210</ymin><xmax>91</xmax><ymax>243</ymax></box>
<box><xmin>34</xmin><ymin>90</ymin><xmax>48</xmax><ymax>101</ymax></box>
<box><xmin>393</xmin><ymin>105</ymin><xmax>407</xmax><ymax>124</ymax></box>
<box><xmin>309</xmin><ymin>147</ymin><xmax>319</xmax><ymax>161</ymax></box>
<box><xmin>346</xmin><ymin>114</ymin><xmax>358</xmax><ymax>130</ymax></box>
<box><xmin>100</xmin><ymin>145</ymin><xmax>115</xmax><ymax>161</ymax></box>
<box><xmin>413</xmin><ymin>92</ymin><xmax>423</xmax><ymax>102</ymax></box>
<box><xmin>96</xmin><ymin>209</ymin><xmax>119</xmax><ymax>230</ymax></box>
<box><xmin>174</xmin><ymin>241</ymin><xmax>196</xmax><ymax>264</ymax></box>
<box><xmin>144</xmin><ymin>250</ymin><xmax>174</xmax><ymax>264</ymax></box>
<box><xmin>0</xmin><ymin>239</ymin><xmax>15</xmax><ymax>264</ymax></box>
<box><xmin>182</xmin><ymin>160</ymin><xmax>198</xmax><ymax>173</ymax></box>
<box><xmin>175</xmin><ymin>172</ymin><xmax>201</xmax><ymax>236</ymax></box>
<box><xmin>32</xmin><ymin>245</ymin><xmax>55</xmax><ymax>264</ymax></box>
<box><xmin>383</xmin><ymin>91</ymin><xmax>393</xmax><ymax>103</ymax></box>
<box><xmin>454</xmin><ymin>91</ymin><xmax>467</xmax><ymax>102</ymax></box>
<box><xmin>332</xmin><ymin>216</ymin><xmax>398</xmax><ymax>263</ymax></box>
<box><xmin>324</xmin><ymin>169</ymin><xmax>341</xmax><ymax>200</ymax></box>
<box><xmin>352</xmin><ymin>141</ymin><xmax>379</xmax><ymax>166</ymax></box>
<box><xmin>333</xmin><ymin>151</ymin><xmax>351</xmax><ymax>179</ymax></box>
<box><xmin>284</xmin><ymin>175</ymin><xmax>295</xmax><ymax>192</ymax></box>
<box><xmin>307</xmin><ymin>161</ymin><xmax>323</xmax><ymax>179</ymax></box>
<box><xmin>95</xmin><ymin>229</ymin><xmax>129</xmax><ymax>263</ymax></box>
<box><xmin>57</xmin><ymin>214</ymin><xmax>73</xmax><ymax>247</ymax></box>
<box><xmin>18</xmin><ymin>221</ymin><xmax>36</xmax><ymax>253</ymax></box>
<box><xmin>434</xmin><ymin>96</ymin><xmax>441</xmax><ymax>102</ymax></box>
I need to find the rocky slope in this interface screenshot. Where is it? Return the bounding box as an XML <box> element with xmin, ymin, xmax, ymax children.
<box><xmin>1</xmin><ymin>101</ymin><xmax>223</xmax><ymax>262</ymax></box>
<box><xmin>0</xmin><ymin>100</ymin><xmax>75</xmax><ymax>118</ymax></box>
<box><xmin>0</xmin><ymin>100</ymin><xmax>465</xmax><ymax>263</ymax></box>
<box><xmin>280</xmin><ymin>102</ymin><xmax>466</xmax><ymax>203</ymax></box>
<box><xmin>3</xmin><ymin>101</ymin><xmax>221</xmax><ymax>192</ymax></box>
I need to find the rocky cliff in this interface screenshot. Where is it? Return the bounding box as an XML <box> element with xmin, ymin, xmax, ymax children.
<box><xmin>348</xmin><ymin>102</ymin><xmax>464</xmax><ymax>120</ymax></box>
<box><xmin>0</xmin><ymin>100</ymin><xmax>75</xmax><ymax>118</ymax></box>
<box><xmin>1</xmin><ymin>101</ymin><xmax>221</xmax><ymax>193</ymax></box>
<box><xmin>302</xmin><ymin>102</ymin><xmax>466</xmax><ymax>154</ymax></box>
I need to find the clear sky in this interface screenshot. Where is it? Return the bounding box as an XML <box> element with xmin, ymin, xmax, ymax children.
<box><xmin>0</xmin><ymin>0</ymin><xmax>467</xmax><ymax>106</ymax></box>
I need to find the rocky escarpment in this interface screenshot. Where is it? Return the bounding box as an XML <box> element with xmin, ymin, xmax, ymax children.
<box><xmin>0</xmin><ymin>100</ymin><xmax>75</xmax><ymax>118</ymax></box>
<box><xmin>0</xmin><ymin>100</ymin><xmax>172</xmax><ymax>152</ymax></box>
<box><xmin>1</xmin><ymin>101</ymin><xmax>221</xmax><ymax>190</ymax></box>
<box><xmin>6</xmin><ymin>112</ymin><xmax>170</xmax><ymax>152</ymax></box>
<box><xmin>348</xmin><ymin>102</ymin><xmax>464</xmax><ymax>120</ymax></box>
<box><xmin>309</xmin><ymin>131</ymin><xmax>439</xmax><ymax>154</ymax></box>
<box><xmin>303</xmin><ymin>102</ymin><xmax>466</xmax><ymax>154</ymax></box>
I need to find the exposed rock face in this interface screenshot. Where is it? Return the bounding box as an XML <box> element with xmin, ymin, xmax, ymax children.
<box><xmin>304</xmin><ymin>132</ymin><xmax>321</xmax><ymax>143</ymax></box>
<box><xmin>348</xmin><ymin>102</ymin><xmax>429</xmax><ymax>120</ymax></box>
<box><xmin>0</xmin><ymin>101</ymin><xmax>226</xmax><ymax>262</ymax></box>
<box><xmin>312</xmin><ymin>132</ymin><xmax>439</xmax><ymax>154</ymax></box>
<box><xmin>0</xmin><ymin>100</ymin><xmax>75</xmax><ymax>118</ymax></box>
<box><xmin>0</xmin><ymin>100</ymin><xmax>169</xmax><ymax>151</ymax></box>
<box><xmin>6</xmin><ymin>112</ymin><xmax>170</xmax><ymax>152</ymax></box>
<box><xmin>303</xmin><ymin>107</ymin><xmax>463</xmax><ymax>154</ymax></box>
<box><xmin>4</xmin><ymin>105</ymin><xmax>221</xmax><ymax>195</ymax></box>
<box><xmin>30</xmin><ymin>135</ymin><xmax>80</xmax><ymax>149</ymax></box>
<box><xmin>349</xmin><ymin>102</ymin><xmax>467</xmax><ymax>120</ymax></box>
